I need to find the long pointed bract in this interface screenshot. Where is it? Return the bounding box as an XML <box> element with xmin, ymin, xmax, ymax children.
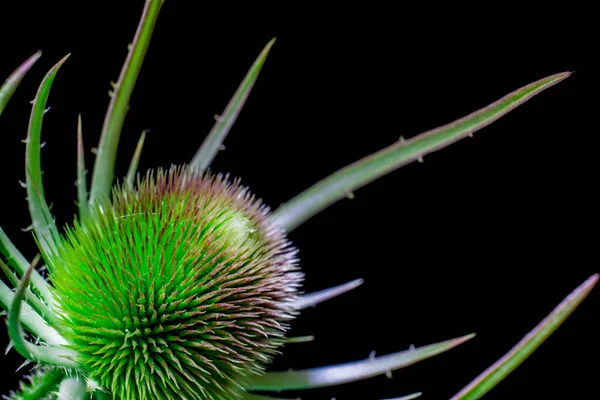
<box><xmin>450</xmin><ymin>273</ymin><xmax>599</xmax><ymax>400</ymax></box>
<box><xmin>125</xmin><ymin>129</ymin><xmax>147</xmax><ymax>189</ymax></box>
<box><xmin>8</xmin><ymin>264</ymin><xmax>81</xmax><ymax>368</ymax></box>
<box><xmin>0</xmin><ymin>51</ymin><xmax>41</xmax><ymax>116</ymax></box>
<box><xmin>0</xmin><ymin>226</ymin><xmax>53</xmax><ymax>306</ymax></box>
<box><xmin>0</xmin><ymin>279</ymin><xmax>65</xmax><ymax>346</ymax></box>
<box><xmin>190</xmin><ymin>38</ymin><xmax>276</xmax><ymax>172</ymax></box>
<box><xmin>89</xmin><ymin>0</ymin><xmax>164</xmax><ymax>206</ymax></box>
<box><xmin>0</xmin><ymin>258</ymin><xmax>56</xmax><ymax>325</ymax></box>
<box><xmin>291</xmin><ymin>278</ymin><xmax>364</xmax><ymax>309</ymax></box>
<box><xmin>76</xmin><ymin>114</ymin><xmax>89</xmax><ymax>220</ymax></box>
<box><xmin>25</xmin><ymin>54</ymin><xmax>71</xmax><ymax>256</ymax></box>
<box><xmin>247</xmin><ymin>333</ymin><xmax>475</xmax><ymax>391</ymax></box>
<box><xmin>272</xmin><ymin>72</ymin><xmax>571</xmax><ymax>232</ymax></box>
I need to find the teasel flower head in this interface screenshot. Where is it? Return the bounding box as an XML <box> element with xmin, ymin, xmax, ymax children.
<box><xmin>0</xmin><ymin>1</ymin><xmax>596</xmax><ymax>400</ymax></box>
<box><xmin>48</xmin><ymin>166</ymin><xmax>302</xmax><ymax>399</ymax></box>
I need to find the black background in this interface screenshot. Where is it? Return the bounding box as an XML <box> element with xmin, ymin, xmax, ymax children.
<box><xmin>0</xmin><ymin>2</ymin><xmax>596</xmax><ymax>399</ymax></box>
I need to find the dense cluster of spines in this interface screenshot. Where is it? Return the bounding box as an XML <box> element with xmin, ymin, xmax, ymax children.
<box><xmin>46</xmin><ymin>165</ymin><xmax>303</xmax><ymax>400</ymax></box>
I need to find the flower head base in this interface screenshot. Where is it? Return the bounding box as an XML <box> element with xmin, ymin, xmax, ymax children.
<box><xmin>48</xmin><ymin>165</ymin><xmax>303</xmax><ymax>400</ymax></box>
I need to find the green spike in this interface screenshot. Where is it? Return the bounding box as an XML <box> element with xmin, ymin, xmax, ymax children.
<box><xmin>272</xmin><ymin>72</ymin><xmax>572</xmax><ymax>233</ymax></box>
<box><xmin>0</xmin><ymin>51</ymin><xmax>41</xmax><ymax>116</ymax></box>
<box><xmin>450</xmin><ymin>273</ymin><xmax>599</xmax><ymax>400</ymax></box>
<box><xmin>88</xmin><ymin>0</ymin><xmax>164</xmax><ymax>207</ymax></box>
<box><xmin>248</xmin><ymin>333</ymin><xmax>475</xmax><ymax>391</ymax></box>
<box><xmin>8</xmin><ymin>262</ymin><xmax>81</xmax><ymax>368</ymax></box>
<box><xmin>0</xmin><ymin>278</ymin><xmax>65</xmax><ymax>346</ymax></box>
<box><xmin>0</xmin><ymin>258</ymin><xmax>56</xmax><ymax>325</ymax></box>
<box><xmin>0</xmin><ymin>226</ymin><xmax>53</xmax><ymax>307</ymax></box>
<box><xmin>25</xmin><ymin>54</ymin><xmax>71</xmax><ymax>256</ymax></box>
<box><xmin>126</xmin><ymin>129</ymin><xmax>147</xmax><ymax>189</ymax></box>
<box><xmin>190</xmin><ymin>38</ymin><xmax>276</xmax><ymax>172</ymax></box>
<box><xmin>76</xmin><ymin>114</ymin><xmax>90</xmax><ymax>220</ymax></box>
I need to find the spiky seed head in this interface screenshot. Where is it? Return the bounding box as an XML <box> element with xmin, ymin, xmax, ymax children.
<box><xmin>46</xmin><ymin>165</ymin><xmax>303</xmax><ymax>400</ymax></box>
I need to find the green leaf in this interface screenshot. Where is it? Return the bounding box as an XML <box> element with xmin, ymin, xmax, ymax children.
<box><xmin>0</xmin><ymin>51</ymin><xmax>41</xmax><ymax>116</ymax></box>
<box><xmin>0</xmin><ymin>225</ymin><xmax>53</xmax><ymax>306</ymax></box>
<box><xmin>190</xmin><ymin>38</ymin><xmax>276</xmax><ymax>172</ymax></box>
<box><xmin>0</xmin><ymin>257</ymin><xmax>56</xmax><ymax>326</ymax></box>
<box><xmin>0</xmin><ymin>278</ymin><xmax>65</xmax><ymax>346</ymax></box>
<box><xmin>89</xmin><ymin>0</ymin><xmax>164</xmax><ymax>207</ymax></box>
<box><xmin>450</xmin><ymin>273</ymin><xmax>599</xmax><ymax>400</ymax></box>
<box><xmin>76</xmin><ymin>114</ymin><xmax>90</xmax><ymax>220</ymax></box>
<box><xmin>272</xmin><ymin>72</ymin><xmax>572</xmax><ymax>233</ymax></box>
<box><xmin>25</xmin><ymin>54</ymin><xmax>71</xmax><ymax>257</ymax></box>
<box><xmin>247</xmin><ymin>333</ymin><xmax>475</xmax><ymax>391</ymax></box>
<box><xmin>126</xmin><ymin>129</ymin><xmax>147</xmax><ymax>189</ymax></box>
<box><xmin>8</xmin><ymin>262</ymin><xmax>80</xmax><ymax>368</ymax></box>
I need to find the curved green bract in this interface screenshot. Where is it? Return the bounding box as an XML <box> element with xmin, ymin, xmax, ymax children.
<box><xmin>8</xmin><ymin>263</ymin><xmax>81</xmax><ymax>368</ymax></box>
<box><xmin>247</xmin><ymin>333</ymin><xmax>475</xmax><ymax>391</ymax></box>
<box><xmin>291</xmin><ymin>278</ymin><xmax>364</xmax><ymax>310</ymax></box>
<box><xmin>0</xmin><ymin>278</ymin><xmax>65</xmax><ymax>346</ymax></box>
<box><xmin>25</xmin><ymin>54</ymin><xmax>71</xmax><ymax>257</ymax></box>
<box><xmin>0</xmin><ymin>226</ymin><xmax>53</xmax><ymax>308</ymax></box>
<box><xmin>450</xmin><ymin>273</ymin><xmax>599</xmax><ymax>400</ymax></box>
<box><xmin>272</xmin><ymin>72</ymin><xmax>572</xmax><ymax>233</ymax></box>
<box><xmin>125</xmin><ymin>129</ymin><xmax>147</xmax><ymax>189</ymax></box>
<box><xmin>190</xmin><ymin>38</ymin><xmax>276</xmax><ymax>172</ymax></box>
<box><xmin>0</xmin><ymin>258</ymin><xmax>55</xmax><ymax>325</ymax></box>
<box><xmin>89</xmin><ymin>0</ymin><xmax>164</xmax><ymax>207</ymax></box>
<box><xmin>76</xmin><ymin>114</ymin><xmax>90</xmax><ymax>220</ymax></box>
<box><xmin>0</xmin><ymin>51</ymin><xmax>41</xmax><ymax>116</ymax></box>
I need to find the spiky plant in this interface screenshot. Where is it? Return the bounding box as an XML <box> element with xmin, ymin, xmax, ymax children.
<box><xmin>0</xmin><ymin>1</ymin><xmax>597</xmax><ymax>399</ymax></box>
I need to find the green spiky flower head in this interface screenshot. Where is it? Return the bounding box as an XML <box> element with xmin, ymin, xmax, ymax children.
<box><xmin>46</xmin><ymin>165</ymin><xmax>303</xmax><ymax>400</ymax></box>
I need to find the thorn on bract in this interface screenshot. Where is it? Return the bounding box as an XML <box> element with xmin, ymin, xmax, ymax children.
<box><xmin>418</xmin><ymin>156</ymin><xmax>424</xmax><ymax>163</ymax></box>
<box><xmin>20</xmin><ymin>225</ymin><xmax>34</xmax><ymax>233</ymax></box>
<box><xmin>346</xmin><ymin>191</ymin><xmax>355</xmax><ymax>200</ymax></box>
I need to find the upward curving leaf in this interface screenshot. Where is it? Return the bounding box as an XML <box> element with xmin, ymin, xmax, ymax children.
<box><xmin>190</xmin><ymin>38</ymin><xmax>276</xmax><ymax>172</ymax></box>
<box><xmin>0</xmin><ymin>226</ymin><xmax>53</xmax><ymax>306</ymax></box>
<box><xmin>272</xmin><ymin>72</ymin><xmax>572</xmax><ymax>233</ymax></box>
<box><xmin>450</xmin><ymin>273</ymin><xmax>599</xmax><ymax>400</ymax></box>
<box><xmin>89</xmin><ymin>0</ymin><xmax>164</xmax><ymax>207</ymax></box>
<box><xmin>76</xmin><ymin>114</ymin><xmax>90</xmax><ymax>220</ymax></box>
<box><xmin>247</xmin><ymin>333</ymin><xmax>475</xmax><ymax>391</ymax></box>
<box><xmin>25</xmin><ymin>54</ymin><xmax>70</xmax><ymax>257</ymax></box>
<box><xmin>8</xmin><ymin>263</ymin><xmax>81</xmax><ymax>368</ymax></box>
<box><xmin>0</xmin><ymin>51</ymin><xmax>41</xmax><ymax>116</ymax></box>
